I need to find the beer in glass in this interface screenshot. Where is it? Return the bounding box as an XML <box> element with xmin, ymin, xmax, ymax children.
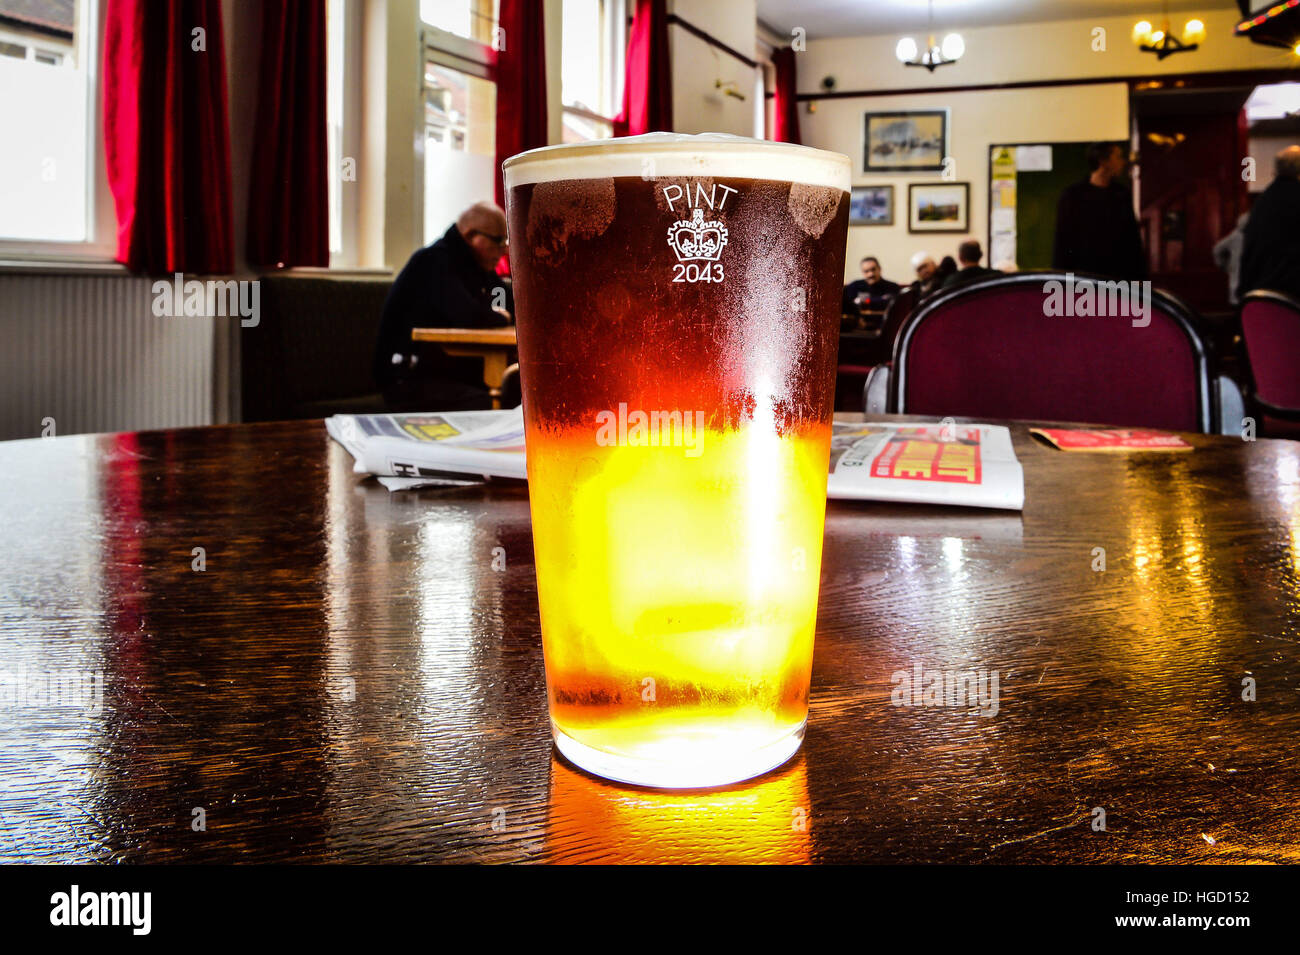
<box><xmin>503</xmin><ymin>133</ymin><xmax>850</xmax><ymax>788</ymax></box>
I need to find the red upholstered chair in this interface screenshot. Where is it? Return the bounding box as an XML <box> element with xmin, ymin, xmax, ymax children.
<box><xmin>1240</xmin><ymin>290</ymin><xmax>1300</xmax><ymax>440</ymax></box>
<box><xmin>880</xmin><ymin>272</ymin><xmax>1224</xmax><ymax>432</ymax></box>
<box><xmin>859</xmin><ymin>284</ymin><xmax>921</xmax><ymax>413</ymax></box>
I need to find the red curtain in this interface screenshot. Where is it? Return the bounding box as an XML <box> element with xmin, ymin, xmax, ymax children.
<box><xmin>247</xmin><ymin>1</ymin><xmax>329</xmax><ymax>269</ymax></box>
<box><xmin>771</xmin><ymin>46</ymin><xmax>801</xmax><ymax>144</ymax></box>
<box><xmin>494</xmin><ymin>0</ymin><xmax>549</xmax><ymax>206</ymax></box>
<box><xmin>103</xmin><ymin>0</ymin><xmax>233</xmax><ymax>274</ymax></box>
<box><xmin>614</xmin><ymin>0</ymin><xmax>672</xmax><ymax>137</ymax></box>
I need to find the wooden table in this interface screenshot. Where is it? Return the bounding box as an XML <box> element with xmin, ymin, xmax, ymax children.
<box><xmin>410</xmin><ymin>327</ymin><xmax>518</xmax><ymax>408</ymax></box>
<box><xmin>1</xmin><ymin>416</ymin><xmax>1298</xmax><ymax>863</ymax></box>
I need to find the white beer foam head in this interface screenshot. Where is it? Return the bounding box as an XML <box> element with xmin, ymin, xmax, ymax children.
<box><xmin>503</xmin><ymin>132</ymin><xmax>850</xmax><ymax>192</ymax></box>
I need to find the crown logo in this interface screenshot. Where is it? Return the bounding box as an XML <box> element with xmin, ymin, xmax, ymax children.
<box><xmin>667</xmin><ymin>208</ymin><xmax>728</xmax><ymax>262</ymax></box>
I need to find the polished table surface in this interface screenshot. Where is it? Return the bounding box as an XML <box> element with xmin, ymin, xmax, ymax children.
<box><xmin>2</xmin><ymin>417</ymin><xmax>1299</xmax><ymax>863</ymax></box>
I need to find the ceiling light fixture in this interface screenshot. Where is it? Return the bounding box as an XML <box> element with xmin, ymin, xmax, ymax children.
<box><xmin>895</xmin><ymin>0</ymin><xmax>965</xmax><ymax>71</ymax></box>
<box><xmin>1133</xmin><ymin>3</ymin><xmax>1205</xmax><ymax>59</ymax></box>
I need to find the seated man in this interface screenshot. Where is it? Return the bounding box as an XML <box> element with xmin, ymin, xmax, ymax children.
<box><xmin>842</xmin><ymin>256</ymin><xmax>901</xmax><ymax>316</ymax></box>
<box><xmin>910</xmin><ymin>251</ymin><xmax>943</xmax><ymax>300</ymax></box>
<box><xmin>943</xmin><ymin>239</ymin><xmax>1001</xmax><ymax>289</ymax></box>
<box><xmin>372</xmin><ymin>202</ymin><xmax>513</xmax><ymax>412</ymax></box>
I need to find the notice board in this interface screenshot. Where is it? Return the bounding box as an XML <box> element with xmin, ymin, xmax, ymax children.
<box><xmin>987</xmin><ymin>143</ymin><xmax>1092</xmax><ymax>271</ymax></box>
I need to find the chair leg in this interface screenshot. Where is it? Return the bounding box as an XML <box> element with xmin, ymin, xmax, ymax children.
<box><xmin>1217</xmin><ymin>375</ymin><xmax>1244</xmax><ymax>436</ymax></box>
<box><xmin>863</xmin><ymin>364</ymin><xmax>890</xmax><ymax>415</ymax></box>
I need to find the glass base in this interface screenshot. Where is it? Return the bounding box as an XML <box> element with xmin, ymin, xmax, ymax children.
<box><xmin>552</xmin><ymin>719</ymin><xmax>805</xmax><ymax>790</ymax></box>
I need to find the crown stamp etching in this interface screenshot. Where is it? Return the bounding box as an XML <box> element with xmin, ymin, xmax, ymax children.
<box><xmin>667</xmin><ymin>208</ymin><xmax>729</xmax><ymax>263</ymax></box>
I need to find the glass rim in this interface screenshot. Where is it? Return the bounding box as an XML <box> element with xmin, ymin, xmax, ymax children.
<box><xmin>502</xmin><ymin>132</ymin><xmax>851</xmax><ymax>191</ymax></box>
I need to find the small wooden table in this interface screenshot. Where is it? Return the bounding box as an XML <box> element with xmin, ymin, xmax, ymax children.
<box><xmin>411</xmin><ymin>327</ymin><xmax>518</xmax><ymax>408</ymax></box>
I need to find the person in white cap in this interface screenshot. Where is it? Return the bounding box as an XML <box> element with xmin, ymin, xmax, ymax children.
<box><xmin>910</xmin><ymin>251</ymin><xmax>941</xmax><ymax>299</ymax></box>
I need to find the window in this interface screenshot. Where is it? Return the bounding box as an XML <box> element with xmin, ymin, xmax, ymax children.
<box><xmin>755</xmin><ymin>43</ymin><xmax>775</xmax><ymax>140</ymax></box>
<box><xmin>0</xmin><ymin>0</ymin><xmax>110</xmax><ymax>253</ymax></box>
<box><xmin>420</xmin><ymin>0</ymin><xmax>496</xmax><ymax>42</ymax></box>
<box><xmin>419</xmin><ymin>0</ymin><xmax>498</xmax><ymax>243</ymax></box>
<box><xmin>561</xmin><ymin>0</ymin><xmax>625</xmax><ymax>142</ymax></box>
<box><xmin>325</xmin><ymin>0</ymin><xmax>362</xmax><ymax>268</ymax></box>
<box><xmin>327</xmin><ymin>0</ymin><xmax>345</xmax><ymax>262</ymax></box>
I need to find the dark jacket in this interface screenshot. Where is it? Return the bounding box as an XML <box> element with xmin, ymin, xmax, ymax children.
<box><xmin>1238</xmin><ymin>177</ymin><xmax>1300</xmax><ymax>301</ymax></box>
<box><xmin>843</xmin><ymin>278</ymin><xmax>902</xmax><ymax>313</ymax></box>
<box><xmin>372</xmin><ymin>225</ymin><xmax>512</xmax><ymax>389</ymax></box>
<box><xmin>1052</xmin><ymin>178</ymin><xmax>1146</xmax><ymax>280</ymax></box>
<box><xmin>943</xmin><ymin>265</ymin><xmax>1001</xmax><ymax>290</ymax></box>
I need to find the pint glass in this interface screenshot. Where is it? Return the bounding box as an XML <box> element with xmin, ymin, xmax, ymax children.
<box><xmin>503</xmin><ymin>133</ymin><xmax>850</xmax><ymax>788</ymax></box>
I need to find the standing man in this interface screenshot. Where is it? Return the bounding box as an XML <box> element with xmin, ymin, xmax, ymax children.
<box><xmin>373</xmin><ymin>202</ymin><xmax>514</xmax><ymax>412</ymax></box>
<box><xmin>1052</xmin><ymin>142</ymin><xmax>1146</xmax><ymax>280</ymax></box>
<box><xmin>1213</xmin><ymin>211</ymin><xmax>1251</xmax><ymax>306</ymax></box>
<box><xmin>1238</xmin><ymin>146</ymin><xmax>1300</xmax><ymax>301</ymax></box>
<box><xmin>842</xmin><ymin>256</ymin><xmax>902</xmax><ymax>315</ymax></box>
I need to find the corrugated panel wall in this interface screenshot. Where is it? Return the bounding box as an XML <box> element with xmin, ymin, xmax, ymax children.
<box><xmin>0</xmin><ymin>274</ymin><xmax>223</xmax><ymax>441</ymax></box>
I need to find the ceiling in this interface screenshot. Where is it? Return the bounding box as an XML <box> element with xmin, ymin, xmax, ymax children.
<box><xmin>756</xmin><ymin>0</ymin><xmax>1242</xmax><ymax>39</ymax></box>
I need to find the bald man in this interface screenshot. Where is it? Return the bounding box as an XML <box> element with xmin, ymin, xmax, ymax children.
<box><xmin>1238</xmin><ymin>146</ymin><xmax>1300</xmax><ymax>302</ymax></box>
<box><xmin>373</xmin><ymin>202</ymin><xmax>514</xmax><ymax>411</ymax></box>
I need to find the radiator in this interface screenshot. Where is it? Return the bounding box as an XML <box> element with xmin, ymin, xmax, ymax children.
<box><xmin>0</xmin><ymin>273</ymin><xmax>230</xmax><ymax>441</ymax></box>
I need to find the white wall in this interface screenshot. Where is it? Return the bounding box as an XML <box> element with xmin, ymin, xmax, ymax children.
<box><xmin>668</xmin><ymin>0</ymin><xmax>759</xmax><ymax>136</ymax></box>
<box><xmin>798</xmin><ymin>8</ymin><xmax>1281</xmax><ymax>95</ymax></box>
<box><xmin>804</xmin><ymin>83</ymin><xmax>1130</xmax><ymax>283</ymax></box>
<box><xmin>796</xmin><ymin>6</ymin><xmax>1277</xmax><ymax>282</ymax></box>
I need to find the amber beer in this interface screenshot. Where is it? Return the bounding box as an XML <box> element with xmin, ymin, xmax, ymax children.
<box><xmin>504</xmin><ymin>133</ymin><xmax>850</xmax><ymax>788</ymax></box>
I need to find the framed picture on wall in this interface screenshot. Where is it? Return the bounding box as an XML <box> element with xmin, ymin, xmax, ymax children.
<box><xmin>908</xmin><ymin>182</ymin><xmax>970</xmax><ymax>233</ymax></box>
<box><xmin>849</xmin><ymin>185</ymin><xmax>894</xmax><ymax>225</ymax></box>
<box><xmin>864</xmin><ymin>110</ymin><xmax>948</xmax><ymax>172</ymax></box>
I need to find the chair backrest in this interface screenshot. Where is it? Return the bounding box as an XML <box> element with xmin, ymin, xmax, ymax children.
<box><xmin>874</xmin><ymin>284</ymin><xmax>920</xmax><ymax>362</ymax></box>
<box><xmin>890</xmin><ymin>271</ymin><xmax>1215</xmax><ymax>432</ymax></box>
<box><xmin>241</xmin><ymin>275</ymin><xmax>393</xmax><ymax>421</ymax></box>
<box><xmin>1240</xmin><ymin>289</ymin><xmax>1300</xmax><ymax>416</ymax></box>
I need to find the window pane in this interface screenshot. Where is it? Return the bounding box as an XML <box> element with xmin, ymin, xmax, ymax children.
<box><xmin>327</xmin><ymin>0</ymin><xmax>345</xmax><ymax>256</ymax></box>
<box><xmin>420</xmin><ymin>0</ymin><xmax>498</xmax><ymax>44</ymax></box>
<box><xmin>562</xmin><ymin>0</ymin><xmax>604</xmax><ymax>115</ymax></box>
<box><xmin>424</xmin><ymin>61</ymin><xmax>496</xmax><ymax>241</ymax></box>
<box><xmin>0</xmin><ymin>0</ymin><xmax>90</xmax><ymax>242</ymax></box>
<box><xmin>562</xmin><ymin>110</ymin><xmax>612</xmax><ymax>143</ymax></box>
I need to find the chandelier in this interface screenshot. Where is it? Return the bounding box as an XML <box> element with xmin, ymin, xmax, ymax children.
<box><xmin>895</xmin><ymin>0</ymin><xmax>965</xmax><ymax>72</ymax></box>
<box><xmin>1133</xmin><ymin>2</ymin><xmax>1206</xmax><ymax>59</ymax></box>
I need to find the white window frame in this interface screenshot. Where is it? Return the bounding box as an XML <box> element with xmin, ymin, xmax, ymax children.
<box><xmin>561</xmin><ymin>0</ymin><xmax>627</xmax><ymax>141</ymax></box>
<box><xmin>755</xmin><ymin>42</ymin><xmax>775</xmax><ymax>140</ymax></box>
<box><xmin>0</xmin><ymin>0</ymin><xmax>117</xmax><ymax>265</ymax></box>
<box><xmin>327</xmin><ymin>0</ymin><xmax>363</xmax><ymax>269</ymax></box>
<box><xmin>416</xmin><ymin>21</ymin><xmax>497</xmax><ymax>246</ymax></box>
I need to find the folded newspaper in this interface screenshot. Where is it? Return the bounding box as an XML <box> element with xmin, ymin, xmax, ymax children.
<box><xmin>324</xmin><ymin>408</ymin><xmax>526</xmax><ymax>491</ymax></box>
<box><xmin>326</xmin><ymin>410</ymin><xmax>1024</xmax><ymax>509</ymax></box>
<box><xmin>828</xmin><ymin>422</ymin><xmax>1024</xmax><ymax>510</ymax></box>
